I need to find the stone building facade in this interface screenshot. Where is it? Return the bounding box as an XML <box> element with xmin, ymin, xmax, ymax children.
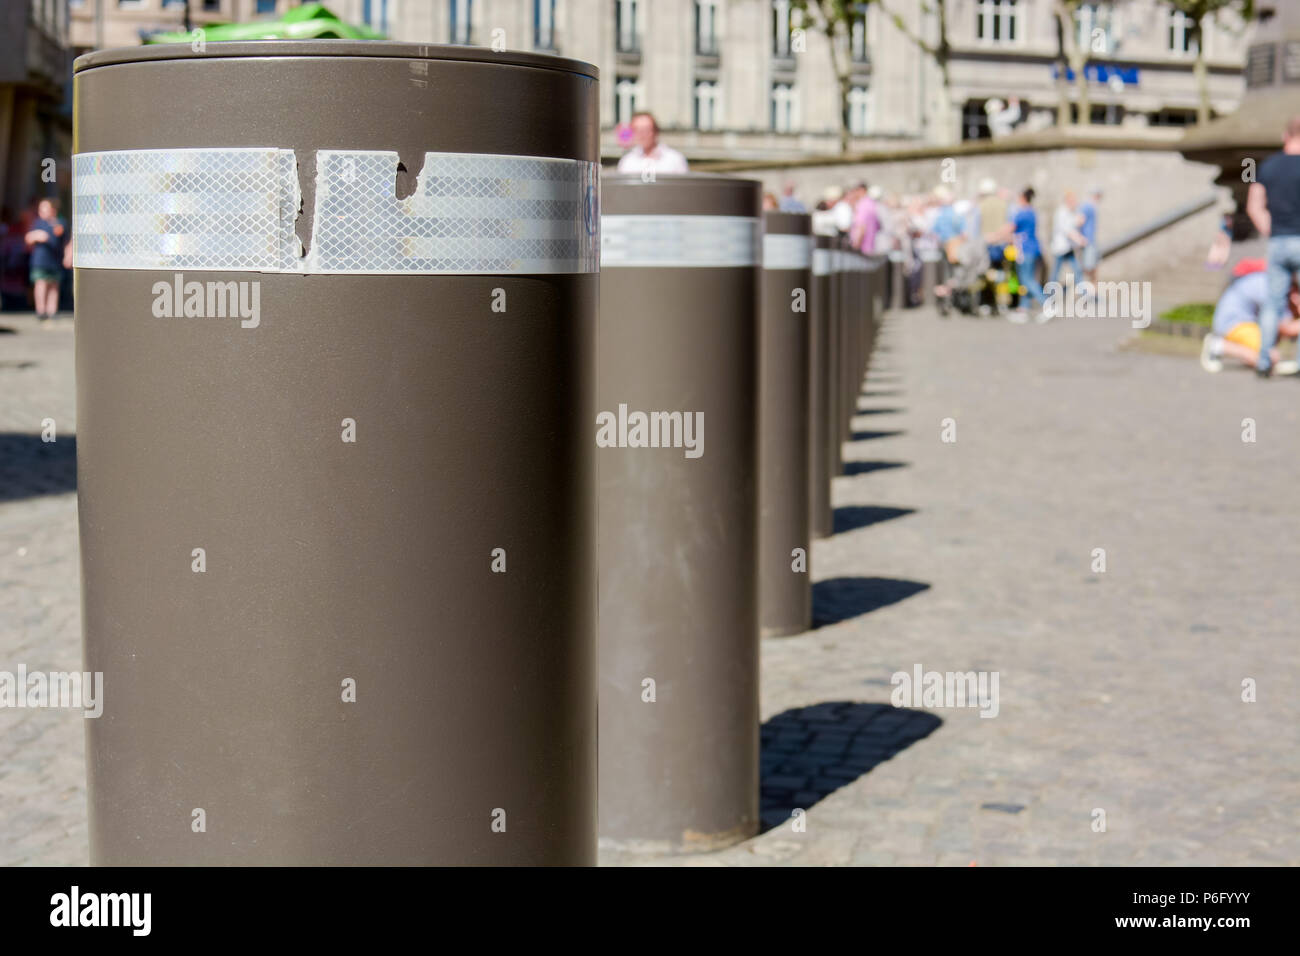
<box><xmin>67</xmin><ymin>0</ymin><xmax>1262</xmax><ymax>162</ymax></box>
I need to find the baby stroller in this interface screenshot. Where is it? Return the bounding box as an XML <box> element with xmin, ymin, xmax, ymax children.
<box><xmin>937</xmin><ymin>236</ymin><xmax>993</xmax><ymax>317</ymax></box>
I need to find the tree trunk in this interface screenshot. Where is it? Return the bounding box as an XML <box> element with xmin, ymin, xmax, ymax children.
<box><xmin>1070</xmin><ymin>51</ymin><xmax>1090</xmax><ymax>124</ymax></box>
<box><xmin>936</xmin><ymin>4</ymin><xmax>954</xmax><ymax>144</ymax></box>
<box><xmin>825</xmin><ymin>21</ymin><xmax>850</xmax><ymax>153</ymax></box>
<box><xmin>1055</xmin><ymin>65</ymin><xmax>1071</xmax><ymax>127</ymax></box>
<box><xmin>839</xmin><ymin>75</ymin><xmax>852</xmax><ymax>153</ymax></box>
<box><xmin>1054</xmin><ymin>11</ymin><xmax>1071</xmax><ymax>126</ymax></box>
<box><xmin>936</xmin><ymin>60</ymin><xmax>954</xmax><ymax>145</ymax></box>
<box><xmin>1193</xmin><ymin>22</ymin><xmax>1211</xmax><ymax>125</ymax></box>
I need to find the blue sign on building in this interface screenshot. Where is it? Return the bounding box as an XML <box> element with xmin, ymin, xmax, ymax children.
<box><xmin>1052</xmin><ymin>64</ymin><xmax>1141</xmax><ymax>85</ymax></box>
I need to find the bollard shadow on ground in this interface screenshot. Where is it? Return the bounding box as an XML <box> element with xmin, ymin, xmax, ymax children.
<box><xmin>0</xmin><ymin>433</ymin><xmax>77</xmax><ymax>504</ymax></box>
<box><xmin>850</xmin><ymin>428</ymin><xmax>905</xmax><ymax>442</ymax></box>
<box><xmin>857</xmin><ymin>395</ymin><xmax>897</xmax><ymax>411</ymax></box>
<box><xmin>841</xmin><ymin>460</ymin><xmax>907</xmax><ymax>477</ymax></box>
<box><xmin>812</xmin><ymin>576</ymin><xmax>930</xmax><ymax>627</ymax></box>
<box><xmin>759</xmin><ymin>701</ymin><xmax>942</xmax><ymax>831</ymax></box>
<box><xmin>860</xmin><ymin>388</ymin><xmax>903</xmax><ymax>399</ymax></box>
<box><xmin>832</xmin><ymin>505</ymin><xmax>913</xmax><ymax>534</ymax></box>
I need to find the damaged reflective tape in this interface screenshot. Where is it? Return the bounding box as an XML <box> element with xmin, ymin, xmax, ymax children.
<box><xmin>600</xmin><ymin>215</ymin><xmax>759</xmax><ymax>268</ymax></box>
<box><xmin>762</xmin><ymin>234</ymin><xmax>813</xmax><ymax>271</ymax></box>
<box><xmin>310</xmin><ymin>151</ymin><xmax>598</xmax><ymax>274</ymax></box>
<box><xmin>72</xmin><ymin>147</ymin><xmax>600</xmax><ymax>274</ymax></box>
<box><xmin>72</xmin><ymin>148</ymin><xmax>296</xmax><ymax>272</ymax></box>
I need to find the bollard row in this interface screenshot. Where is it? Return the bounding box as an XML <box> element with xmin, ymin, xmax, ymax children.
<box><xmin>73</xmin><ymin>42</ymin><xmax>886</xmax><ymax>865</ymax></box>
<box><xmin>595</xmin><ymin>177</ymin><xmax>881</xmax><ymax>852</ymax></box>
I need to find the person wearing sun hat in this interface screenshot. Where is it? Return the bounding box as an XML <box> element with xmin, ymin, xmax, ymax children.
<box><xmin>1201</xmin><ymin>258</ymin><xmax>1300</xmax><ymax>374</ymax></box>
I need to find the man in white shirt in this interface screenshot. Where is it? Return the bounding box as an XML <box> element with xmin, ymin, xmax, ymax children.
<box><xmin>811</xmin><ymin>187</ymin><xmax>842</xmax><ymax>237</ymax></box>
<box><xmin>616</xmin><ymin>112</ymin><xmax>689</xmax><ymax>175</ymax></box>
<box><xmin>829</xmin><ymin>182</ymin><xmax>864</xmax><ymax>240</ymax></box>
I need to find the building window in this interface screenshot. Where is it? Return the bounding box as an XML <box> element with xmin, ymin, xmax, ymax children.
<box><xmin>848</xmin><ymin>85</ymin><xmax>870</xmax><ymax>135</ymax></box>
<box><xmin>962</xmin><ymin>99</ymin><xmax>991</xmax><ymax>141</ymax></box>
<box><xmin>1071</xmin><ymin>102</ymin><xmax>1121</xmax><ymax>124</ymax></box>
<box><xmin>1284</xmin><ymin>41</ymin><xmax>1300</xmax><ymax>83</ymax></box>
<box><xmin>771</xmin><ymin>82</ymin><xmax>797</xmax><ymax>132</ymax></box>
<box><xmin>694</xmin><ymin>79</ymin><xmax>721</xmax><ymax>130</ymax></box>
<box><xmin>1075</xmin><ymin>2</ymin><xmax>1115</xmax><ymax>55</ymax></box>
<box><xmin>850</xmin><ymin>10</ymin><xmax>868</xmax><ymax>63</ymax></box>
<box><xmin>615</xmin><ymin>75</ymin><xmax>642</xmax><ymax>125</ymax></box>
<box><xmin>534</xmin><ymin>0</ymin><xmax>557</xmax><ymax>49</ymax></box>
<box><xmin>616</xmin><ymin>0</ymin><xmax>640</xmax><ymax>53</ymax></box>
<box><xmin>773</xmin><ymin>0</ymin><xmax>792</xmax><ymax>57</ymax></box>
<box><xmin>1168</xmin><ymin>9</ymin><xmax>1198</xmax><ymax>55</ymax></box>
<box><xmin>696</xmin><ymin>1</ymin><xmax>719</xmax><ymax>56</ymax></box>
<box><xmin>1151</xmin><ymin>108</ymin><xmax>1197</xmax><ymax>126</ymax></box>
<box><xmin>451</xmin><ymin>0</ymin><xmax>473</xmax><ymax>45</ymax></box>
<box><xmin>1245</xmin><ymin>42</ymin><xmax>1276</xmax><ymax>88</ymax></box>
<box><xmin>362</xmin><ymin>0</ymin><xmax>390</xmax><ymax>34</ymax></box>
<box><xmin>255</xmin><ymin>0</ymin><xmax>277</xmax><ymax>14</ymax></box>
<box><xmin>975</xmin><ymin>0</ymin><xmax>1018</xmax><ymax>45</ymax></box>
<box><xmin>202</xmin><ymin>0</ymin><xmax>220</xmax><ymax>11</ymax></box>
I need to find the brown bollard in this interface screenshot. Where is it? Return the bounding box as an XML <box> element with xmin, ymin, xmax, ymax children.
<box><xmin>848</xmin><ymin>253</ymin><xmax>862</xmax><ymax>408</ymax></box>
<box><xmin>832</xmin><ymin>243</ymin><xmax>852</xmax><ymax>476</ymax></box>
<box><xmin>597</xmin><ymin>174</ymin><xmax>762</xmax><ymax>852</ymax></box>
<box><xmin>858</xmin><ymin>253</ymin><xmax>869</xmax><ymax>410</ymax></box>
<box><xmin>809</xmin><ymin>235</ymin><xmax>834</xmax><ymax>539</ymax></box>
<box><xmin>838</xmin><ymin>248</ymin><xmax>851</xmax><ymax>448</ymax></box>
<box><xmin>890</xmin><ymin>251</ymin><xmax>907</xmax><ymax>310</ymax></box>
<box><xmin>860</xmin><ymin>255</ymin><xmax>876</xmax><ymax>393</ymax></box>
<box><xmin>842</xmin><ymin>250</ymin><xmax>862</xmax><ymax>448</ymax></box>
<box><xmin>869</xmin><ymin>255</ymin><xmax>886</xmax><ymax>350</ymax></box>
<box><xmin>921</xmin><ymin>255</ymin><xmax>939</xmax><ymax>306</ymax></box>
<box><xmin>859</xmin><ymin>256</ymin><xmax>871</xmax><ymax>404</ymax></box>
<box><xmin>759</xmin><ymin>212</ymin><xmax>813</xmax><ymax>637</ymax></box>
<box><xmin>73</xmin><ymin>42</ymin><xmax>600</xmax><ymax>865</ymax></box>
<box><xmin>827</xmin><ymin>238</ymin><xmax>842</xmax><ymax>492</ymax></box>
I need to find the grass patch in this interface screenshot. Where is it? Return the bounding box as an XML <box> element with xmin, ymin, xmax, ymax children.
<box><xmin>1159</xmin><ymin>302</ymin><xmax>1214</xmax><ymax>325</ymax></box>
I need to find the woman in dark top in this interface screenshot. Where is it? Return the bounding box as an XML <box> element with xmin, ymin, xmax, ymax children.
<box><xmin>25</xmin><ymin>197</ymin><xmax>67</xmax><ymax>324</ymax></box>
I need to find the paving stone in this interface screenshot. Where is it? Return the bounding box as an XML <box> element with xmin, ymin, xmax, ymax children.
<box><xmin>3</xmin><ymin>310</ymin><xmax>1295</xmax><ymax>867</ymax></box>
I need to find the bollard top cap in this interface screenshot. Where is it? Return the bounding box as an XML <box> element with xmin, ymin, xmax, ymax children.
<box><xmin>74</xmin><ymin>40</ymin><xmax>598</xmax><ymax>80</ymax></box>
<box><xmin>600</xmin><ymin>173</ymin><xmax>762</xmax><ymax>218</ymax></box>
<box><xmin>762</xmin><ymin>210</ymin><xmax>813</xmax><ymax>235</ymax></box>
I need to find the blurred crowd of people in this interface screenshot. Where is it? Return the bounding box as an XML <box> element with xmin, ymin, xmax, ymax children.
<box><xmin>612</xmin><ymin>110</ymin><xmax>1110</xmax><ymax>325</ymax></box>
<box><xmin>770</xmin><ymin>177</ymin><xmax>1102</xmax><ymax>323</ymax></box>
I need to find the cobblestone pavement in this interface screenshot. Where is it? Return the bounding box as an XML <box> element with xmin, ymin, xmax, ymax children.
<box><xmin>606</xmin><ymin>307</ymin><xmax>1300</xmax><ymax>867</ymax></box>
<box><xmin>0</xmin><ymin>314</ymin><xmax>84</xmax><ymax>866</ymax></box>
<box><xmin>3</xmin><ymin>307</ymin><xmax>1298</xmax><ymax>866</ymax></box>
